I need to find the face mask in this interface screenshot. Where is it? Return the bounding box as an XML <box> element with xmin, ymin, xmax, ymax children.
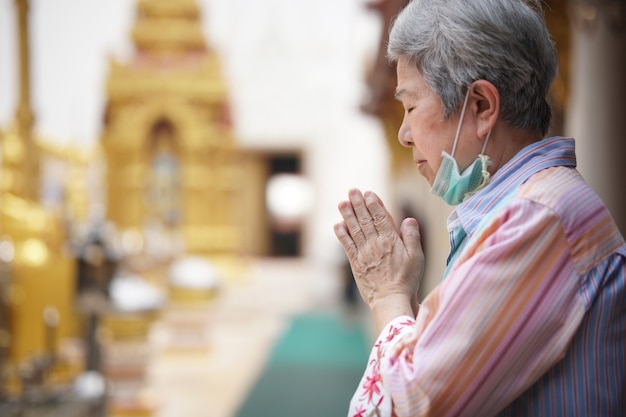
<box><xmin>430</xmin><ymin>90</ymin><xmax>492</xmax><ymax>205</ymax></box>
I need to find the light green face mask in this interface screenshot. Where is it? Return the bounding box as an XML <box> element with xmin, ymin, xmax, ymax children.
<box><xmin>430</xmin><ymin>90</ymin><xmax>492</xmax><ymax>206</ymax></box>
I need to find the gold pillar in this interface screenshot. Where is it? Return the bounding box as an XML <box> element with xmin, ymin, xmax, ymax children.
<box><xmin>2</xmin><ymin>0</ymin><xmax>40</xmax><ymax>201</ymax></box>
<box><xmin>15</xmin><ymin>0</ymin><xmax>34</xmax><ymax>134</ymax></box>
<box><xmin>0</xmin><ymin>0</ymin><xmax>78</xmax><ymax>367</ymax></box>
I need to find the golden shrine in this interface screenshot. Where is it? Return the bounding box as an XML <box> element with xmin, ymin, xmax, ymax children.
<box><xmin>101</xmin><ymin>0</ymin><xmax>244</xmax><ymax>259</ymax></box>
<box><xmin>1</xmin><ymin>0</ymin><xmax>253</xmax><ymax>415</ymax></box>
<box><xmin>0</xmin><ymin>0</ymin><xmax>77</xmax><ymax>369</ymax></box>
<box><xmin>0</xmin><ymin>3</ymin><xmax>88</xmax><ymax>417</ymax></box>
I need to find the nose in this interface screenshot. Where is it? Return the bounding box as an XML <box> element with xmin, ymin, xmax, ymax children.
<box><xmin>398</xmin><ymin>117</ymin><xmax>413</xmax><ymax>148</ymax></box>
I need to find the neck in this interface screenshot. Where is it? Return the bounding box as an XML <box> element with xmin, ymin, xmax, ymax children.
<box><xmin>486</xmin><ymin>125</ymin><xmax>543</xmax><ymax>175</ymax></box>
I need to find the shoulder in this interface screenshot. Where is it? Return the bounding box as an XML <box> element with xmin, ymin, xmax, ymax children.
<box><xmin>517</xmin><ymin>166</ymin><xmax>608</xmax><ymax>228</ymax></box>
<box><xmin>517</xmin><ymin>166</ymin><xmax>624</xmax><ymax>273</ymax></box>
<box><xmin>518</xmin><ymin>166</ymin><xmax>587</xmax><ymax>207</ymax></box>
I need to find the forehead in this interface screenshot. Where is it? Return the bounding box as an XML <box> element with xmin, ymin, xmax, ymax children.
<box><xmin>395</xmin><ymin>57</ymin><xmax>431</xmax><ymax>100</ymax></box>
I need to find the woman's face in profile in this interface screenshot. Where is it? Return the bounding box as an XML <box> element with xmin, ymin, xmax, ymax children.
<box><xmin>395</xmin><ymin>57</ymin><xmax>473</xmax><ymax>186</ymax></box>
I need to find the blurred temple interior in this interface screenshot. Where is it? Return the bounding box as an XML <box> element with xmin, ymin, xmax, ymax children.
<box><xmin>0</xmin><ymin>0</ymin><xmax>625</xmax><ymax>416</ymax></box>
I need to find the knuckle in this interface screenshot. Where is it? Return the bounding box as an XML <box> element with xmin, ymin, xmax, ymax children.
<box><xmin>359</xmin><ymin>216</ymin><xmax>374</xmax><ymax>229</ymax></box>
<box><xmin>348</xmin><ymin>224</ymin><xmax>363</xmax><ymax>238</ymax></box>
<box><xmin>373</xmin><ymin>214</ymin><xmax>386</xmax><ymax>228</ymax></box>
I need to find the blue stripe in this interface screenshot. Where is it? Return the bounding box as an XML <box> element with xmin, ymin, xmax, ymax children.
<box><xmin>450</xmin><ymin>137</ymin><xmax>626</xmax><ymax>416</ymax></box>
<box><xmin>456</xmin><ymin>137</ymin><xmax>577</xmax><ymax>237</ymax></box>
<box><xmin>501</xmin><ymin>250</ymin><xmax>626</xmax><ymax>416</ymax></box>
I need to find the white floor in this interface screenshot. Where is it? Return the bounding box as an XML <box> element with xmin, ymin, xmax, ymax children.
<box><xmin>140</xmin><ymin>258</ymin><xmax>354</xmax><ymax>417</ymax></box>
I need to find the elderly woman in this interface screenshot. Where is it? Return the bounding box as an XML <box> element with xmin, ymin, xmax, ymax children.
<box><xmin>334</xmin><ymin>0</ymin><xmax>626</xmax><ymax>416</ymax></box>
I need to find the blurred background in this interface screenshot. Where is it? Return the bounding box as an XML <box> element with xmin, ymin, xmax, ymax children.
<box><xmin>0</xmin><ymin>0</ymin><xmax>624</xmax><ymax>416</ymax></box>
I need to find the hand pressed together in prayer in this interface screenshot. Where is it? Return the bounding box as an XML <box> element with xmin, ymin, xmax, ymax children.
<box><xmin>333</xmin><ymin>188</ymin><xmax>425</xmax><ymax>332</ymax></box>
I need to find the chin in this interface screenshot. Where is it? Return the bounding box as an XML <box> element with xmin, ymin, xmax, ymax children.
<box><xmin>419</xmin><ymin>170</ymin><xmax>434</xmax><ymax>186</ymax></box>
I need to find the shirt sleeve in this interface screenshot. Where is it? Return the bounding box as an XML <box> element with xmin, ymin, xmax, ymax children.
<box><xmin>348</xmin><ymin>199</ymin><xmax>587</xmax><ymax>417</ymax></box>
<box><xmin>348</xmin><ymin>316</ymin><xmax>416</xmax><ymax>417</ymax></box>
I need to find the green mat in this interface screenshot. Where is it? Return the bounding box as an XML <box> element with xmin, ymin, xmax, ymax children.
<box><xmin>235</xmin><ymin>311</ymin><xmax>370</xmax><ymax>417</ymax></box>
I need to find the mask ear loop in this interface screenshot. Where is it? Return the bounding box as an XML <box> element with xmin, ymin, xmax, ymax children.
<box><xmin>475</xmin><ymin>129</ymin><xmax>493</xmax><ymax>192</ymax></box>
<box><xmin>450</xmin><ymin>89</ymin><xmax>471</xmax><ymax>158</ymax></box>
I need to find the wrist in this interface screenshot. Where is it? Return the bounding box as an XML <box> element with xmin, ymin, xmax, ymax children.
<box><xmin>370</xmin><ymin>294</ymin><xmax>414</xmax><ymax>333</ymax></box>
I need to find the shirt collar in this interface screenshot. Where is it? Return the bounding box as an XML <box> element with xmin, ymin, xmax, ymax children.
<box><xmin>449</xmin><ymin>136</ymin><xmax>577</xmax><ymax>236</ymax></box>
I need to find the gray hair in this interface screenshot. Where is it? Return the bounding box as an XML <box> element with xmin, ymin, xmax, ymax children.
<box><xmin>388</xmin><ymin>0</ymin><xmax>558</xmax><ymax>136</ymax></box>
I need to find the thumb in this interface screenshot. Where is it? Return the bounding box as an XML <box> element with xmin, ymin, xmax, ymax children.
<box><xmin>400</xmin><ymin>217</ymin><xmax>422</xmax><ymax>255</ymax></box>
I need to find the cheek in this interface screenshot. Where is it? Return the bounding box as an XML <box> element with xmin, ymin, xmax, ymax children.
<box><xmin>411</xmin><ymin>119</ymin><xmax>441</xmax><ymax>156</ymax></box>
<box><xmin>415</xmin><ymin>127</ymin><xmax>445</xmax><ymax>176</ymax></box>
<box><xmin>412</xmin><ymin>108</ymin><xmax>442</xmax><ymax>136</ymax></box>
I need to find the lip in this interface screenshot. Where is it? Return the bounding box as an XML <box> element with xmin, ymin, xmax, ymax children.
<box><xmin>416</xmin><ymin>160</ymin><xmax>427</xmax><ymax>170</ymax></box>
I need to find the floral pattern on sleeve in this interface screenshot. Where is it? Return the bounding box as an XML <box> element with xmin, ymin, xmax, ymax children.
<box><xmin>348</xmin><ymin>316</ymin><xmax>416</xmax><ymax>417</ymax></box>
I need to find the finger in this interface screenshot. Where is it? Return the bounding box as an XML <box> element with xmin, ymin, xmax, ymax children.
<box><xmin>348</xmin><ymin>189</ymin><xmax>378</xmax><ymax>239</ymax></box>
<box><xmin>364</xmin><ymin>191</ymin><xmax>397</xmax><ymax>237</ymax></box>
<box><xmin>333</xmin><ymin>221</ymin><xmax>358</xmax><ymax>260</ymax></box>
<box><xmin>337</xmin><ymin>199</ymin><xmax>367</xmax><ymax>247</ymax></box>
<box><xmin>369</xmin><ymin>192</ymin><xmax>400</xmax><ymax>234</ymax></box>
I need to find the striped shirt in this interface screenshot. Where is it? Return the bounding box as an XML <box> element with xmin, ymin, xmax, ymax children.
<box><xmin>348</xmin><ymin>137</ymin><xmax>626</xmax><ymax>417</ymax></box>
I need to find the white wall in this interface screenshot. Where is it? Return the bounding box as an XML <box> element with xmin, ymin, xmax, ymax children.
<box><xmin>200</xmin><ymin>0</ymin><xmax>390</xmax><ymax>263</ymax></box>
<box><xmin>0</xmin><ymin>0</ymin><xmax>135</xmax><ymax>145</ymax></box>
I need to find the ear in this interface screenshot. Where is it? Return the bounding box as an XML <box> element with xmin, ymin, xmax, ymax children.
<box><xmin>469</xmin><ymin>80</ymin><xmax>499</xmax><ymax>139</ymax></box>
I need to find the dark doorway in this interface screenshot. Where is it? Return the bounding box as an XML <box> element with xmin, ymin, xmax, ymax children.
<box><xmin>267</xmin><ymin>154</ymin><xmax>303</xmax><ymax>257</ymax></box>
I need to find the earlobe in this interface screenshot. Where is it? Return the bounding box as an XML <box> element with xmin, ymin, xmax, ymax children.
<box><xmin>470</xmin><ymin>80</ymin><xmax>499</xmax><ymax>138</ymax></box>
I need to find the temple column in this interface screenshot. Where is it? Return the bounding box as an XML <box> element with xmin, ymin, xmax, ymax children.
<box><xmin>566</xmin><ymin>0</ymin><xmax>626</xmax><ymax>234</ymax></box>
<box><xmin>14</xmin><ymin>0</ymin><xmax>34</xmax><ymax>134</ymax></box>
<box><xmin>11</xmin><ymin>0</ymin><xmax>39</xmax><ymax>200</ymax></box>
